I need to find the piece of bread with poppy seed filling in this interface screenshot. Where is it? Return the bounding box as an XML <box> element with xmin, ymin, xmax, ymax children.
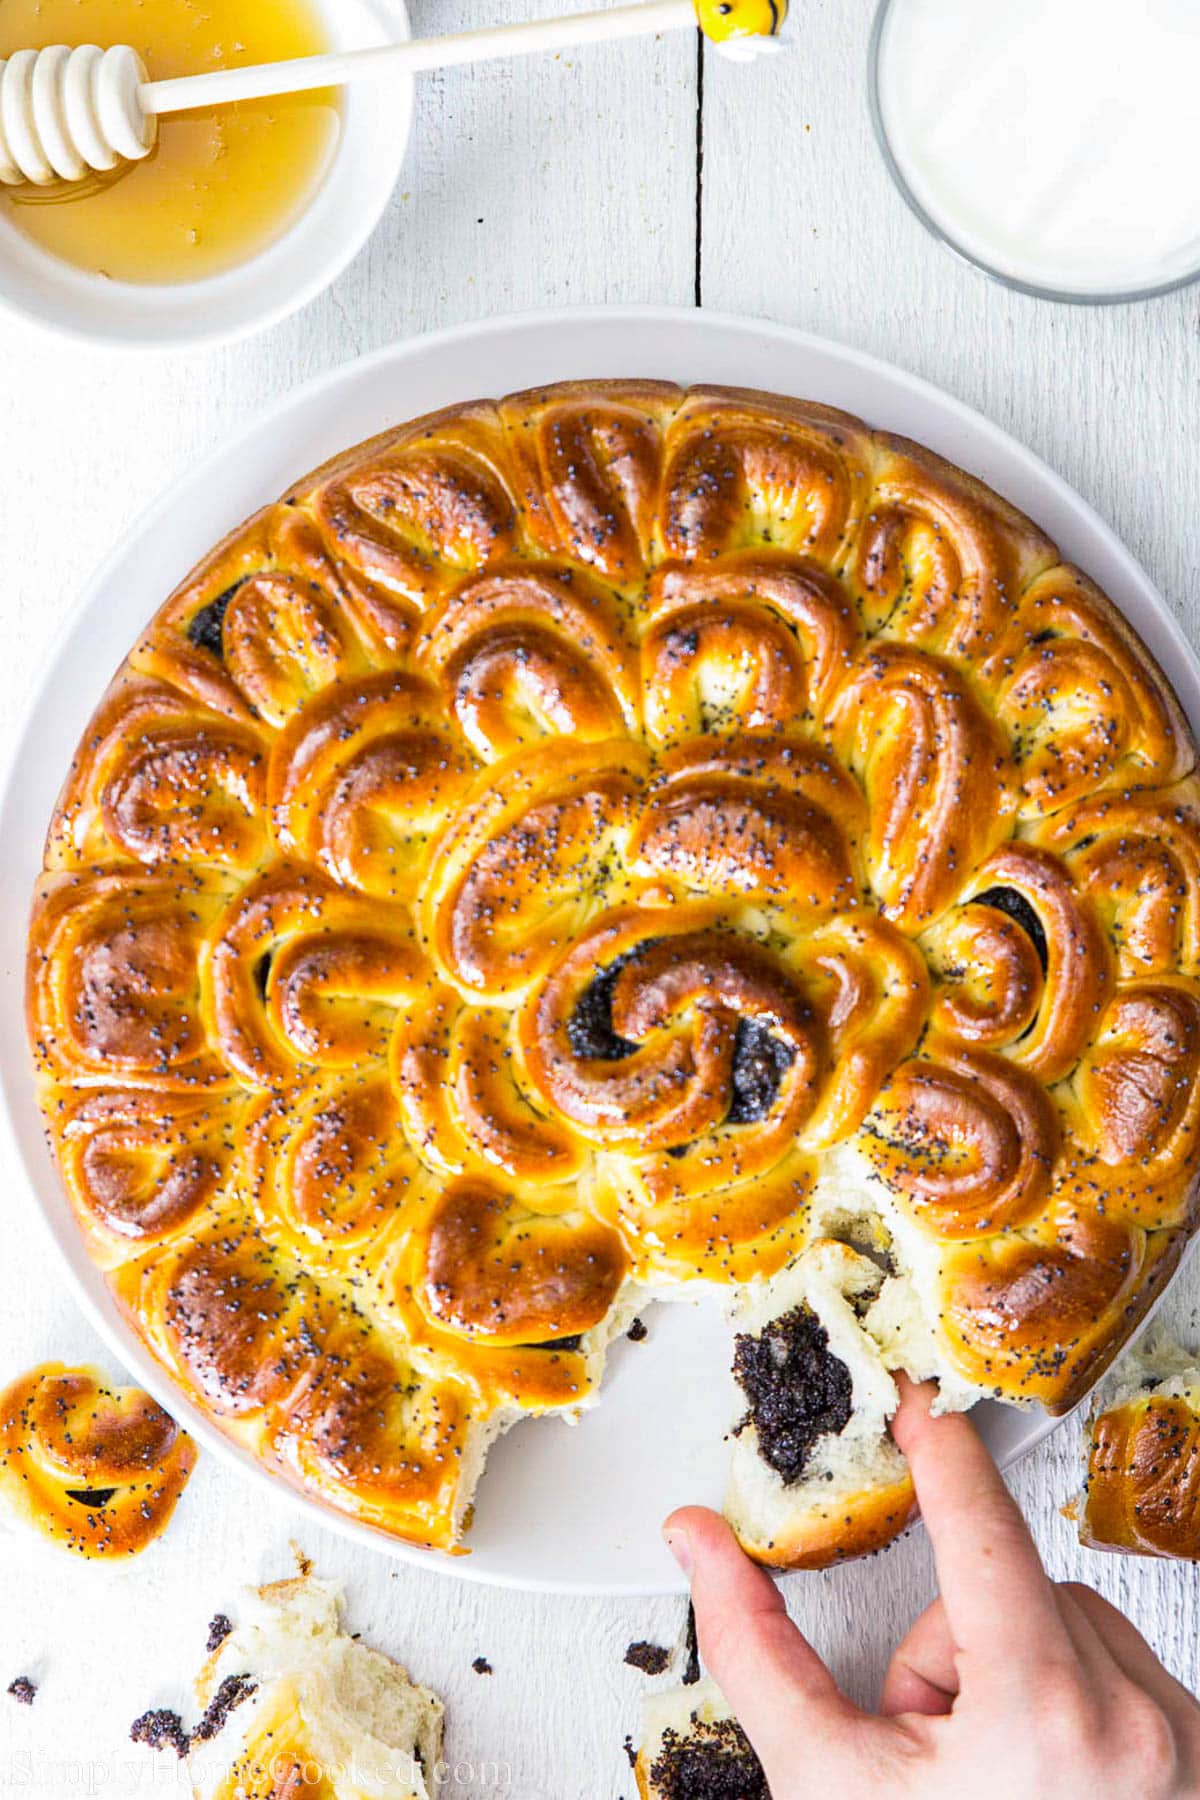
<box><xmin>724</xmin><ymin>1239</ymin><xmax>916</xmax><ymax>1569</ymax></box>
<box><xmin>1073</xmin><ymin>1332</ymin><xmax>1200</xmax><ymax>1561</ymax></box>
<box><xmin>188</xmin><ymin>1571</ymin><xmax>443</xmax><ymax>1800</ymax></box>
<box><xmin>635</xmin><ymin>1676</ymin><xmax>769</xmax><ymax>1800</ymax></box>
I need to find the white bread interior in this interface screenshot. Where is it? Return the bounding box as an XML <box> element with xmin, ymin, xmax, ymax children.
<box><xmin>188</xmin><ymin>1572</ymin><xmax>443</xmax><ymax>1800</ymax></box>
<box><xmin>1090</xmin><ymin>1326</ymin><xmax>1200</xmax><ymax>1417</ymax></box>
<box><xmin>808</xmin><ymin>1141</ymin><xmax>990</xmax><ymax>1414</ymax></box>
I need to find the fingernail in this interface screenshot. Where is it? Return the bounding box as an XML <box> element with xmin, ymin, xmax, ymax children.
<box><xmin>663</xmin><ymin>1527</ymin><xmax>692</xmax><ymax>1574</ymax></box>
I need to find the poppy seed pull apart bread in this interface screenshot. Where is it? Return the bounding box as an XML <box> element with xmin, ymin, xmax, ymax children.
<box><xmin>26</xmin><ymin>380</ymin><xmax>1200</xmax><ymax>1566</ymax></box>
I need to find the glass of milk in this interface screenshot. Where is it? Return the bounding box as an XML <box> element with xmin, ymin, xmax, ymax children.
<box><xmin>870</xmin><ymin>0</ymin><xmax>1200</xmax><ymax>302</ymax></box>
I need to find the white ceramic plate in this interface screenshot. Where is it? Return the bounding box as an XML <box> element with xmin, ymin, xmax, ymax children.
<box><xmin>0</xmin><ymin>0</ymin><xmax>411</xmax><ymax>350</ymax></box>
<box><xmin>4</xmin><ymin>305</ymin><xmax>1198</xmax><ymax>1594</ymax></box>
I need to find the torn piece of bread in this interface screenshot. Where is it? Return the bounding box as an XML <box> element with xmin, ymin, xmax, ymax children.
<box><xmin>724</xmin><ymin>1238</ymin><xmax>916</xmax><ymax>1569</ymax></box>
<box><xmin>1074</xmin><ymin>1332</ymin><xmax>1200</xmax><ymax>1561</ymax></box>
<box><xmin>807</xmin><ymin>1142</ymin><xmax>992</xmax><ymax>1416</ymax></box>
<box><xmin>635</xmin><ymin>1677</ymin><xmax>769</xmax><ymax>1800</ymax></box>
<box><xmin>187</xmin><ymin>1572</ymin><xmax>443</xmax><ymax>1800</ymax></box>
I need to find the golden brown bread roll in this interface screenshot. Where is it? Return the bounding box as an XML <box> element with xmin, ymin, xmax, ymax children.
<box><xmin>0</xmin><ymin>1362</ymin><xmax>195</xmax><ymax>1557</ymax></box>
<box><xmin>27</xmin><ymin>381</ymin><xmax>1200</xmax><ymax>1566</ymax></box>
<box><xmin>1075</xmin><ymin>1335</ymin><xmax>1200</xmax><ymax>1560</ymax></box>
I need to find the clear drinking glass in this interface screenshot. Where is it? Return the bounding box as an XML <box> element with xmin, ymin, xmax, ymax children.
<box><xmin>868</xmin><ymin>0</ymin><xmax>1200</xmax><ymax>306</ymax></box>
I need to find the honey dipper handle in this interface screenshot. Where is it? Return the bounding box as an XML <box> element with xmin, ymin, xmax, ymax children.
<box><xmin>141</xmin><ymin>0</ymin><xmax>700</xmax><ymax>116</ymax></box>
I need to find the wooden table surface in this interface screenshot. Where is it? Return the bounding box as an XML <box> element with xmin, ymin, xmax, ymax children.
<box><xmin>1</xmin><ymin>1</ymin><xmax>1199</xmax><ymax>1794</ymax></box>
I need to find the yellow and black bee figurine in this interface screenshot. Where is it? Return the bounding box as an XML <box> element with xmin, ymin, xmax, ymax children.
<box><xmin>694</xmin><ymin>0</ymin><xmax>786</xmax><ymax>45</ymax></box>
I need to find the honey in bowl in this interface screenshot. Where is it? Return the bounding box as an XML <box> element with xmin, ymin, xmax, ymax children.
<box><xmin>0</xmin><ymin>0</ymin><xmax>340</xmax><ymax>284</ymax></box>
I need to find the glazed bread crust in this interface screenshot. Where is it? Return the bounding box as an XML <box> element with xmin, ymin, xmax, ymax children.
<box><xmin>0</xmin><ymin>1362</ymin><xmax>195</xmax><ymax>1557</ymax></box>
<box><xmin>1079</xmin><ymin>1342</ymin><xmax>1200</xmax><ymax>1560</ymax></box>
<box><xmin>27</xmin><ymin>380</ymin><xmax>1200</xmax><ymax>1561</ymax></box>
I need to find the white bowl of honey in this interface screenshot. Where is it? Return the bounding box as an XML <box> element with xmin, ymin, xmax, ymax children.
<box><xmin>0</xmin><ymin>0</ymin><xmax>412</xmax><ymax>347</ymax></box>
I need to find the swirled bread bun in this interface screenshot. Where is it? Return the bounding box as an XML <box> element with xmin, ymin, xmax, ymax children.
<box><xmin>0</xmin><ymin>1362</ymin><xmax>195</xmax><ymax>1558</ymax></box>
<box><xmin>1074</xmin><ymin>1334</ymin><xmax>1200</xmax><ymax>1561</ymax></box>
<box><xmin>635</xmin><ymin>1677</ymin><xmax>768</xmax><ymax>1800</ymax></box>
<box><xmin>188</xmin><ymin>1572</ymin><xmax>443</xmax><ymax>1800</ymax></box>
<box><xmin>724</xmin><ymin>1239</ymin><xmax>916</xmax><ymax>1569</ymax></box>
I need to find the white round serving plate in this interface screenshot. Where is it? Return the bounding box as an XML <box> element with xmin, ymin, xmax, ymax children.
<box><xmin>0</xmin><ymin>0</ymin><xmax>412</xmax><ymax>350</ymax></box>
<box><xmin>3</xmin><ymin>304</ymin><xmax>1198</xmax><ymax>1594</ymax></box>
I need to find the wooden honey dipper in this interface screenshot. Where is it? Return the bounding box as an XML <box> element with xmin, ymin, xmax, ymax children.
<box><xmin>0</xmin><ymin>0</ymin><xmax>786</xmax><ymax>186</ymax></box>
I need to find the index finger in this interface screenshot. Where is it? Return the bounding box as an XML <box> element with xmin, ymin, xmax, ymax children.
<box><xmin>662</xmin><ymin>1505</ymin><xmax>862</xmax><ymax>1775</ymax></box>
<box><xmin>890</xmin><ymin>1376</ymin><xmax>1069</xmax><ymax>1671</ymax></box>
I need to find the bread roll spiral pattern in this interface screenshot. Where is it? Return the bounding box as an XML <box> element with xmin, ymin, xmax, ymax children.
<box><xmin>27</xmin><ymin>381</ymin><xmax>1200</xmax><ymax>1554</ymax></box>
<box><xmin>0</xmin><ymin>1363</ymin><xmax>195</xmax><ymax>1556</ymax></box>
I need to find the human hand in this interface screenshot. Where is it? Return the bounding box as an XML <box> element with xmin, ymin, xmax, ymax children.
<box><xmin>664</xmin><ymin>1378</ymin><xmax>1200</xmax><ymax>1799</ymax></box>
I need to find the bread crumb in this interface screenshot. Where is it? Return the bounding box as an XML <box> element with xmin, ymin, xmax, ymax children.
<box><xmin>624</xmin><ymin>1640</ymin><xmax>670</xmax><ymax>1675</ymax></box>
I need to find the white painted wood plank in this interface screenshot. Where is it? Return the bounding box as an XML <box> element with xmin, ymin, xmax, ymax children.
<box><xmin>701</xmin><ymin>0</ymin><xmax>1200</xmax><ymax>1704</ymax></box>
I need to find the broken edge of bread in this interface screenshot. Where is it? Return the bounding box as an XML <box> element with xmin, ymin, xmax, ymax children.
<box><xmin>635</xmin><ymin>1677</ymin><xmax>768</xmax><ymax>1800</ymax></box>
<box><xmin>188</xmin><ymin>1572</ymin><xmax>444</xmax><ymax>1800</ymax></box>
<box><xmin>1072</xmin><ymin>1330</ymin><xmax>1200</xmax><ymax>1561</ymax></box>
<box><xmin>719</xmin><ymin>1143</ymin><xmax>999</xmax><ymax>1571</ymax></box>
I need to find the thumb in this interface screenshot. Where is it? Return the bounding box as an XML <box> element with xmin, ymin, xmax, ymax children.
<box><xmin>664</xmin><ymin>1506</ymin><xmax>861</xmax><ymax>1776</ymax></box>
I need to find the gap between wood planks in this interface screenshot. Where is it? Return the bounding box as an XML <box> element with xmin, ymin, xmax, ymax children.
<box><xmin>694</xmin><ymin>33</ymin><xmax>705</xmax><ymax>304</ymax></box>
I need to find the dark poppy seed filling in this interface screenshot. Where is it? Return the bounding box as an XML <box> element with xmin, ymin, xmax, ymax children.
<box><xmin>65</xmin><ymin>1486</ymin><xmax>116</xmax><ymax>1508</ymax></box>
<box><xmin>624</xmin><ymin>1639</ymin><xmax>671</xmax><ymax>1675</ymax></box>
<box><xmin>129</xmin><ymin>1708</ymin><xmax>190</xmax><ymax>1758</ymax></box>
<box><xmin>186</xmin><ymin>578</ymin><xmax>247</xmax><ymax>661</ymax></box>
<box><xmin>567</xmin><ymin>942</ymin><xmax>662</xmax><ymax>1061</ymax></box>
<box><xmin>727</xmin><ymin>1019</ymin><xmax>794</xmax><ymax>1124</ymax></box>
<box><xmin>190</xmin><ymin>1672</ymin><xmax>258</xmax><ymax>1744</ymax></box>
<box><xmin>568</xmin><ymin>949</ymin><xmax>792</xmax><ymax>1125</ymax></box>
<box><xmin>253</xmin><ymin>951</ymin><xmax>273</xmax><ymax>1003</ymax></box>
<box><xmin>131</xmin><ymin>1669</ymin><xmax>258</xmax><ymax>1763</ymax></box>
<box><xmin>650</xmin><ymin>1721</ymin><xmax>770</xmax><ymax>1800</ymax></box>
<box><xmin>527</xmin><ymin>1334</ymin><xmax>583</xmax><ymax>1352</ymax></box>
<box><xmin>732</xmin><ymin>1305</ymin><xmax>853</xmax><ymax>1485</ymax></box>
<box><xmin>682</xmin><ymin>1602</ymin><xmax>700</xmax><ymax>1687</ymax></box>
<box><xmin>972</xmin><ymin>884</ymin><xmax>1049</xmax><ymax>974</ymax></box>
